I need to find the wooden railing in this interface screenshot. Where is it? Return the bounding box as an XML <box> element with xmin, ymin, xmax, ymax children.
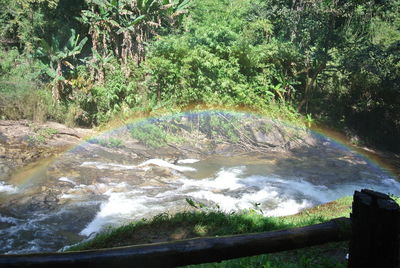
<box><xmin>0</xmin><ymin>189</ymin><xmax>398</xmax><ymax>268</ymax></box>
<box><xmin>0</xmin><ymin>218</ymin><xmax>350</xmax><ymax>268</ymax></box>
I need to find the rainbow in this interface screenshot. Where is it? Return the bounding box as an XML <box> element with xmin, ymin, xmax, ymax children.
<box><xmin>8</xmin><ymin>108</ymin><xmax>398</xmax><ymax>188</ymax></box>
<box><xmin>310</xmin><ymin>125</ymin><xmax>398</xmax><ymax>180</ymax></box>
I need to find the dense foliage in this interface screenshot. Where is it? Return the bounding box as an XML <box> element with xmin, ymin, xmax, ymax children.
<box><xmin>0</xmin><ymin>0</ymin><xmax>399</xmax><ymax>151</ymax></box>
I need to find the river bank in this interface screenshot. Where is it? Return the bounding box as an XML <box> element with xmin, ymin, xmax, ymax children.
<box><xmin>0</xmin><ymin>120</ymin><xmax>96</xmax><ymax>181</ymax></box>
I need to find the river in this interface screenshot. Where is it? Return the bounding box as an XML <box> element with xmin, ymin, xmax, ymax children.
<box><xmin>0</xmin><ymin>112</ymin><xmax>399</xmax><ymax>254</ymax></box>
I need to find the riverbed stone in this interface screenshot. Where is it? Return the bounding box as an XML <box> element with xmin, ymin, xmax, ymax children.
<box><xmin>152</xmin><ymin>166</ymin><xmax>174</xmax><ymax>178</ymax></box>
<box><xmin>44</xmin><ymin>195</ymin><xmax>59</xmax><ymax>203</ymax></box>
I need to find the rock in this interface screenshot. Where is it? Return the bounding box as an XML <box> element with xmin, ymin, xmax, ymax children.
<box><xmin>249</xmin><ymin>125</ymin><xmax>285</xmax><ymax>148</ymax></box>
<box><xmin>141</xmin><ymin>178</ymin><xmax>166</xmax><ymax>187</ymax></box>
<box><xmin>252</xmin><ymin>130</ymin><xmax>272</xmax><ymax>144</ymax></box>
<box><xmin>0</xmin><ymin>133</ymin><xmax>7</xmax><ymax>143</ymax></box>
<box><xmin>214</xmin><ymin>143</ymin><xmax>235</xmax><ymax>155</ymax></box>
<box><xmin>327</xmin><ymin>159</ymin><xmax>347</xmax><ymax>168</ymax></box>
<box><xmin>44</xmin><ymin>195</ymin><xmax>58</xmax><ymax>203</ymax></box>
<box><xmin>152</xmin><ymin>167</ymin><xmax>174</xmax><ymax>177</ymax></box>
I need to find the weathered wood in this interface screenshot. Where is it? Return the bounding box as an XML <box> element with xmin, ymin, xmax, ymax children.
<box><xmin>348</xmin><ymin>189</ymin><xmax>400</xmax><ymax>268</ymax></box>
<box><xmin>0</xmin><ymin>217</ymin><xmax>350</xmax><ymax>268</ymax></box>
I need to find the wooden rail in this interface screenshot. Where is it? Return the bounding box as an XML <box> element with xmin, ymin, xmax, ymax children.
<box><xmin>0</xmin><ymin>217</ymin><xmax>350</xmax><ymax>268</ymax></box>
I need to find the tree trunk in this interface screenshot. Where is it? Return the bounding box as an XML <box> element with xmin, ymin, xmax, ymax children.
<box><xmin>89</xmin><ymin>25</ymin><xmax>99</xmax><ymax>82</ymax></box>
<box><xmin>121</xmin><ymin>31</ymin><xmax>132</xmax><ymax>77</ymax></box>
<box><xmin>52</xmin><ymin>61</ymin><xmax>63</xmax><ymax>102</ymax></box>
<box><xmin>297</xmin><ymin>63</ymin><xmax>325</xmax><ymax>113</ymax></box>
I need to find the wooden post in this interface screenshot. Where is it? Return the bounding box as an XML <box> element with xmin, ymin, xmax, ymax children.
<box><xmin>348</xmin><ymin>189</ymin><xmax>400</xmax><ymax>268</ymax></box>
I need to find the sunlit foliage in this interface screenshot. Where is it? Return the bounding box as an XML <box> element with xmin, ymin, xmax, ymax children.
<box><xmin>0</xmin><ymin>0</ymin><xmax>399</xmax><ymax>150</ymax></box>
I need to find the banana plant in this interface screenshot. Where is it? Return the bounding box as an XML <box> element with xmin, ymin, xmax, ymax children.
<box><xmin>80</xmin><ymin>0</ymin><xmax>191</xmax><ymax>77</ymax></box>
<box><xmin>36</xmin><ymin>29</ymin><xmax>88</xmax><ymax>101</ymax></box>
<box><xmin>81</xmin><ymin>48</ymin><xmax>114</xmax><ymax>84</ymax></box>
<box><xmin>163</xmin><ymin>0</ymin><xmax>190</xmax><ymax>21</ymax></box>
<box><xmin>156</xmin><ymin>0</ymin><xmax>191</xmax><ymax>28</ymax></box>
<box><xmin>115</xmin><ymin>11</ymin><xmax>145</xmax><ymax>66</ymax></box>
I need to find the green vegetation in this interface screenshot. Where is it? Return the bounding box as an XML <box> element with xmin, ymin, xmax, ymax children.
<box><xmin>184</xmin><ymin>247</ymin><xmax>347</xmax><ymax>268</ymax></box>
<box><xmin>1</xmin><ymin>1</ymin><xmax>398</xmax><ymax>263</ymax></box>
<box><xmin>95</xmin><ymin>137</ymin><xmax>124</xmax><ymax>148</ymax></box>
<box><xmin>27</xmin><ymin>125</ymin><xmax>59</xmax><ymax>144</ymax></box>
<box><xmin>0</xmin><ymin>0</ymin><xmax>398</xmax><ymax>151</ymax></box>
<box><xmin>126</xmin><ymin>111</ymin><xmax>304</xmax><ymax>149</ymax></box>
<box><xmin>130</xmin><ymin>122</ymin><xmax>183</xmax><ymax>148</ymax></box>
<box><xmin>67</xmin><ymin>196</ymin><xmax>352</xmax><ymax>267</ymax></box>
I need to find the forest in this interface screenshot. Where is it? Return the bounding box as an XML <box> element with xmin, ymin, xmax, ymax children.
<box><xmin>0</xmin><ymin>0</ymin><xmax>399</xmax><ymax>151</ymax></box>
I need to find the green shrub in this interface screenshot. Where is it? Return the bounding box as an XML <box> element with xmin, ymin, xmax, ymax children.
<box><xmin>0</xmin><ymin>47</ymin><xmax>67</xmax><ymax>122</ymax></box>
<box><xmin>130</xmin><ymin>123</ymin><xmax>182</xmax><ymax>148</ymax></box>
<box><xmin>96</xmin><ymin>137</ymin><xmax>124</xmax><ymax>148</ymax></box>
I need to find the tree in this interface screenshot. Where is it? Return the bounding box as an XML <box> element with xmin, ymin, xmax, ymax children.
<box><xmin>36</xmin><ymin>29</ymin><xmax>88</xmax><ymax>101</ymax></box>
<box><xmin>254</xmin><ymin>0</ymin><xmax>356</xmax><ymax>112</ymax></box>
<box><xmin>0</xmin><ymin>0</ymin><xmax>60</xmax><ymax>52</ymax></box>
<box><xmin>81</xmin><ymin>0</ymin><xmax>190</xmax><ymax>80</ymax></box>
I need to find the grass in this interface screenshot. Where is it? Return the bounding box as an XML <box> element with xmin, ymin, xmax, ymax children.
<box><xmin>66</xmin><ymin>197</ymin><xmax>353</xmax><ymax>267</ymax></box>
<box><xmin>184</xmin><ymin>246</ymin><xmax>348</xmax><ymax>268</ymax></box>
<box><xmin>27</xmin><ymin>125</ymin><xmax>59</xmax><ymax>144</ymax></box>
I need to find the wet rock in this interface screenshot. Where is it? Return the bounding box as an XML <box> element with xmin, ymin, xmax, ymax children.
<box><xmin>44</xmin><ymin>195</ymin><xmax>58</xmax><ymax>203</ymax></box>
<box><xmin>0</xmin><ymin>164</ymin><xmax>9</xmax><ymax>174</ymax></box>
<box><xmin>0</xmin><ymin>133</ymin><xmax>7</xmax><ymax>143</ymax></box>
<box><xmin>32</xmin><ymin>195</ymin><xmax>46</xmax><ymax>203</ymax></box>
<box><xmin>252</xmin><ymin>129</ymin><xmax>280</xmax><ymax>146</ymax></box>
<box><xmin>97</xmin><ymin>177</ymin><xmax>115</xmax><ymax>184</ymax></box>
<box><xmin>214</xmin><ymin>143</ymin><xmax>235</xmax><ymax>155</ymax></box>
<box><xmin>152</xmin><ymin>167</ymin><xmax>174</xmax><ymax>177</ymax></box>
<box><xmin>248</xmin><ymin>122</ymin><xmax>297</xmax><ymax>149</ymax></box>
<box><xmin>141</xmin><ymin>178</ymin><xmax>167</xmax><ymax>187</ymax></box>
<box><xmin>327</xmin><ymin>159</ymin><xmax>348</xmax><ymax>168</ymax></box>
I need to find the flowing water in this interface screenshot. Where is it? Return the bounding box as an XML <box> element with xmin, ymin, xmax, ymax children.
<box><xmin>0</xmin><ymin>112</ymin><xmax>399</xmax><ymax>254</ymax></box>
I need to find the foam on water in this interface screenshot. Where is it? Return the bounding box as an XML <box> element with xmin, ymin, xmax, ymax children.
<box><xmin>177</xmin><ymin>159</ymin><xmax>200</xmax><ymax>164</ymax></box>
<box><xmin>78</xmin><ymin>161</ymin><xmax>400</xmax><ymax>237</ymax></box>
<box><xmin>180</xmin><ymin>167</ymin><xmax>245</xmax><ymax>191</ymax></box>
<box><xmin>78</xmin><ymin>160</ymin><xmax>201</xmax><ymax>235</ymax></box>
<box><xmin>243</xmin><ymin>176</ymin><xmax>332</xmax><ymax>203</ymax></box>
<box><xmin>80</xmin><ymin>159</ymin><xmax>196</xmax><ymax>173</ymax></box>
<box><xmin>80</xmin><ymin>162</ymin><xmax>137</xmax><ymax>170</ymax></box>
<box><xmin>138</xmin><ymin>159</ymin><xmax>196</xmax><ymax>172</ymax></box>
<box><xmin>0</xmin><ymin>182</ymin><xmax>17</xmax><ymax>194</ymax></box>
<box><xmin>179</xmin><ymin>167</ymin><xmax>317</xmax><ymax>215</ymax></box>
<box><xmin>58</xmin><ymin>177</ymin><xmax>76</xmax><ymax>185</ymax></box>
<box><xmin>80</xmin><ymin>189</ymin><xmax>154</xmax><ymax>236</ymax></box>
<box><xmin>0</xmin><ymin>215</ymin><xmax>19</xmax><ymax>225</ymax></box>
<box><xmin>78</xmin><ymin>166</ymin><xmax>314</xmax><ymax>236</ymax></box>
